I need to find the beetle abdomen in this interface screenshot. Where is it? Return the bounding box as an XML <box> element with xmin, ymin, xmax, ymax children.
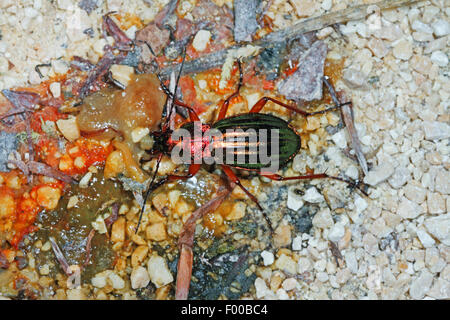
<box><xmin>212</xmin><ymin>113</ymin><xmax>301</xmax><ymax>170</ymax></box>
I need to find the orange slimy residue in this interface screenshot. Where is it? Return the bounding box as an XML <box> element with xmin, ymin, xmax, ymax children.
<box><xmin>0</xmin><ymin>172</ymin><xmax>64</xmax><ymax>248</ymax></box>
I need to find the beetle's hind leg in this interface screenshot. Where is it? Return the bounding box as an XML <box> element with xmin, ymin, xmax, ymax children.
<box><xmin>221</xmin><ymin>165</ymin><xmax>274</xmax><ymax>232</ymax></box>
<box><xmin>260</xmin><ymin>172</ymin><xmax>369</xmax><ymax>196</ymax></box>
<box><xmin>249</xmin><ymin>96</ymin><xmax>350</xmax><ymax>117</ymax></box>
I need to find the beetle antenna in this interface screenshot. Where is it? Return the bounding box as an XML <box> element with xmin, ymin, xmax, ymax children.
<box><xmin>164</xmin><ymin>46</ymin><xmax>187</xmax><ymax>131</ymax></box>
<box><xmin>136</xmin><ymin>153</ymin><xmax>164</xmax><ymax>233</ymax></box>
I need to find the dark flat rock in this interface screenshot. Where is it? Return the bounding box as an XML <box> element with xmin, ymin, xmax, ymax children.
<box><xmin>234</xmin><ymin>0</ymin><xmax>259</xmax><ymax>42</ymax></box>
<box><xmin>0</xmin><ymin>131</ymin><xmax>17</xmax><ymax>172</ymax></box>
<box><xmin>278</xmin><ymin>40</ymin><xmax>328</xmax><ymax>102</ymax></box>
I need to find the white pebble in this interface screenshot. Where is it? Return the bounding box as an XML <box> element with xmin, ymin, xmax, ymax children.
<box><xmin>108</xmin><ymin>272</ymin><xmax>125</xmax><ymax>289</ymax></box>
<box><xmin>416</xmin><ymin>229</ymin><xmax>435</xmax><ymax>248</ymax></box>
<box><xmin>411</xmin><ymin>20</ymin><xmax>433</xmax><ymax>33</ymax></box>
<box><xmin>130</xmin><ymin>266</ymin><xmax>150</xmax><ymax>289</ymax></box>
<box><xmin>260</xmin><ymin>250</ymin><xmax>274</xmax><ymax>266</ymax></box>
<box><xmin>363</xmin><ymin>162</ymin><xmax>394</xmax><ymax>186</ymax></box>
<box><xmin>276</xmin><ymin>288</ymin><xmax>289</xmax><ymax>300</ymax></box>
<box><xmin>192</xmin><ymin>30</ymin><xmax>211</xmax><ymax>52</ymax></box>
<box><xmin>409</xmin><ymin>270</ymin><xmax>433</xmax><ymax>299</ymax></box>
<box><xmin>49</xmin><ymin>82</ymin><xmax>61</xmax><ymax>98</ymax></box>
<box><xmin>91</xmin><ymin>273</ymin><xmax>108</xmax><ymax>288</ymax></box>
<box><xmin>424</xmin><ymin>214</ymin><xmax>450</xmax><ymax>246</ymax></box>
<box><xmin>312</xmin><ymin>208</ymin><xmax>333</xmax><ymax>229</ymax></box>
<box><xmin>393</xmin><ymin>39</ymin><xmax>412</xmax><ymax>61</ymax></box>
<box><xmin>292</xmin><ymin>236</ymin><xmax>302</xmax><ymax>251</ymax></box>
<box><xmin>254</xmin><ymin>278</ymin><xmax>269</xmax><ymax>299</ymax></box>
<box><xmin>147</xmin><ymin>255</ymin><xmax>174</xmax><ymax>288</ymax></box>
<box><xmin>328</xmin><ymin>223</ymin><xmax>345</xmax><ymax>242</ymax></box>
<box><xmin>297</xmin><ymin>257</ymin><xmax>312</xmax><ymax>273</ymax></box>
<box><xmin>287</xmin><ymin>187</ymin><xmax>304</xmax><ymax>211</ymax></box>
<box><xmin>52</xmin><ymin>60</ymin><xmax>69</xmax><ymax>75</ymax></box>
<box><xmin>431</xmin><ymin>19</ymin><xmax>450</xmax><ymax>37</ymax></box>
<box><xmin>423</xmin><ymin>121</ymin><xmax>450</xmax><ymax>140</ymax></box>
<box><xmin>321</xmin><ymin>0</ymin><xmax>332</xmax><ymax>11</ymax></box>
<box><xmin>79</xmin><ymin>172</ymin><xmax>92</xmax><ymax>188</ymax></box>
<box><xmin>303</xmin><ymin>187</ymin><xmax>324</xmax><ymax>203</ymax></box>
<box><xmin>331</xmin><ymin>130</ymin><xmax>347</xmax><ymax>149</ymax></box>
<box><xmin>354</xmin><ymin>195</ymin><xmax>368</xmax><ymax>213</ymax></box>
<box><xmin>317</xmin><ymin>27</ymin><xmax>333</xmax><ymax>39</ymax></box>
<box><xmin>282</xmin><ymin>278</ymin><xmax>298</xmax><ymax>291</ymax></box>
<box><xmin>430</xmin><ymin>51</ymin><xmax>448</xmax><ymax>67</ymax></box>
<box><xmin>345</xmin><ymin>166</ymin><xmax>359</xmax><ymax>180</ymax></box>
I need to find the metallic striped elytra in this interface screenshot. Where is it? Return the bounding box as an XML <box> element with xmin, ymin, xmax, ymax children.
<box><xmin>178</xmin><ymin>113</ymin><xmax>301</xmax><ymax>170</ymax></box>
<box><xmin>212</xmin><ymin>113</ymin><xmax>301</xmax><ymax>170</ymax></box>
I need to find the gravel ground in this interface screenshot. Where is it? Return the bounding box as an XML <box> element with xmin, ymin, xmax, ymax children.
<box><xmin>0</xmin><ymin>0</ymin><xmax>449</xmax><ymax>300</ymax></box>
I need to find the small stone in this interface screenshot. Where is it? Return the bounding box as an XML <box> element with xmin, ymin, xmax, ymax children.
<box><xmin>331</xmin><ymin>130</ymin><xmax>347</xmax><ymax>149</ymax></box>
<box><xmin>66</xmin><ymin>288</ymin><xmax>86</xmax><ymax>300</ymax></box>
<box><xmin>345</xmin><ymin>166</ymin><xmax>359</xmax><ymax>180</ymax></box>
<box><xmin>192</xmin><ymin>30</ymin><xmax>211</xmax><ymax>52</ymax></box>
<box><xmin>233</xmin><ymin>0</ymin><xmax>258</xmax><ymax>42</ymax></box>
<box><xmin>423</xmin><ymin>121</ymin><xmax>450</xmax><ymax>140</ymax></box>
<box><xmin>388</xmin><ymin>167</ymin><xmax>410</xmax><ymax>189</ymax></box>
<box><xmin>363</xmin><ymin>233</ymin><xmax>379</xmax><ymax>256</ymax></box>
<box><xmin>49</xmin><ymin>82</ymin><xmax>61</xmax><ymax>98</ymax></box>
<box><xmin>108</xmin><ymin>272</ymin><xmax>125</xmax><ymax>289</ymax></box>
<box><xmin>435</xmin><ymin>171</ymin><xmax>449</xmax><ymax>195</ymax></box>
<box><xmin>147</xmin><ymin>255</ymin><xmax>174</xmax><ymax>288</ymax></box>
<box><xmin>393</xmin><ymin>39</ymin><xmax>412</xmax><ymax>60</ymax></box>
<box><xmin>412</xmin><ymin>31</ymin><xmax>434</xmax><ymax>42</ymax></box>
<box><xmin>91</xmin><ymin>273</ymin><xmax>107</xmax><ymax>288</ymax></box>
<box><xmin>130</xmin><ymin>266</ymin><xmax>150</xmax><ymax>289</ymax></box>
<box><xmin>321</xmin><ymin>0</ymin><xmax>332</xmax><ymax>11</ymax></box>
<box><xmin>363</xmin><ymin>162</ymin><xmax>395</xmax><ymax>186</ymax></box>
<box><xmin>275</xmin><ymin>254</ymin><xmax>297</xmax><ymax>275</ymax></box>
<box><xmin>345</xmin><ymin>251</ymin><xmax>358</xmax><ymax>274</ymax></box>
<box><xmin>254</xmin><ymin>277</ymin><xmax>270</xmax><ymax>299</ymax></box>
<box><xmin>276</xmin><ymin>288</ymin><xmax>289</xmax><ymax>300</ymax></box>
<box><xmin>410</xmin><ymin>55</ymin><xmax>433</xmax><ymax>75</ymax></box>
<box><xmin>312</xmin><ymin>208</ymin><xmax>333</xmax><ymax>229</ymax></box>
<box><xmin>430</xmin><ymin>51</ymin><xmax>448</xmax><ymax>67</ymax></box>
<box><xmin>51</xmin><ymin>60</ymin><xmax>69</xmax><ymax>74</ymax></box>
<box><xmin>416</xmin><ymin>229</ymin><xmax>435</xmax><ymax>248</ymax></box>
<box><xmin>354</xmin><ymin>196</ymin><xmax>368</xmax><ymax>213</ymax></box>
<box><xmin>342</xmin><ymin>68</ymin><xmax>367</xmax><ymax>89</ymax></box>
<box><xmin>261</xmin><ymin>250</ymin><xmax>275</xmax><ymax>266</ymax></box>
<box><xmin>291</xmin><ymin>0</ymin><xmax>318</xmax><ymax>17</ymax></box>
<box><xmin>397</xmin><ymin>197</ymin><xmax>424</xmax><ymax>219</ymax></box>
<box><xmin>411</xmin><ymin>20</ymin><xmax>433</xmax><ymax>34</ymax></box>
<box><xmin>292</xmin><ymin>236</ymin><xmax>302</xmax><ymax>251</ymax></box>
<box><xmin>367</xmin><ymin>38</ymin><xmax>389</xmax><ymax>58</ymax></box>
<box><xmin>316</xmin><ymin>272</ymin><xmax>329</xmax><ymax>282</ymax></box>
<box><xmin>427</xmin><ymin>278</ymin><xmax>450</xmax><ymax>299</ymax></box>
<box><xmin>328</xmin><ymin>223</ymin><xmax>345</xmax><ymax>242</ymax></box>
<box><xmin>336</xmin><ymin>268</ymin><xmax>351</xmax><ymax>285</ymax></box>
<box><xmin>404</xmin><ymin>181</ymin><xmax>427</xmax><ymax>204</ymax></box>
<box><xmin>424</xmin><ymin>214</ymin><xmax>450</xmax><ymax>246</ymax></box>
<box><xmin>303</xmin><ymin>187</ymin><xmax>324</xmax><ymax>203</ymax></box>
<box><xmin>278</xmin><ymin>41</ymin><xmax>327</xmax><ymax>101</ymax></box>
<box><xmin>282</xmin><ymin>278</ymin><xmax>298</xmax><ymax>291</ymax></box>
<box><xmin>317</xmin><ymin>27</ymin><xmax>333</xmax><ymax>39</ymax></box>
<box><xmin>431</xmin><ymin>19</ymin><xmax>450</xmax><ymax>37</ymax></box>
<box><xmin>287</xmin><ymin>187</ymin><xmax>304</xmax><ymax>211</ymax></box>
<box><xmin>409</xmin><ymin>270</ymin><xmax>433</xmax><ymax>299</ymax></box>
<box><xmin>427</xmin><ymin>192</ymin><xmax>446</xmax><ymax>214</ymax></box>
<box><xmin>274</xmin><ymin>224</ymin><xmax>291</xmax><ymax>248</ymax></box>
<box><xmin>297</xmin><ymin>257</ymin><xmax>312</xmax><ymax>273</ymax></box>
